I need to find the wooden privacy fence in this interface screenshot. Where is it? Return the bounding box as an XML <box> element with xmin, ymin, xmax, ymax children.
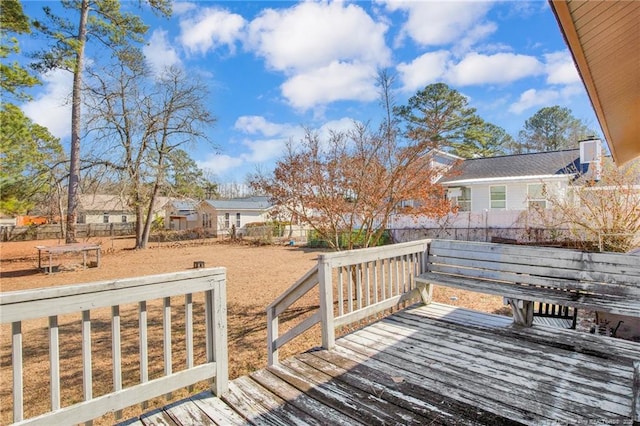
<box><xmin>267</xmin><ymin>240</ymin><xmax>431</xmax><ymax>365</ymax></box>
<box><xmin>0</xmin><ymin>268</ymin><xmax>228</xmax><ymax>425</ymax></box>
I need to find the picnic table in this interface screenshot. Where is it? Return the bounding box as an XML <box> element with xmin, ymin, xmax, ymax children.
<box><xmin>36</xmin><ymin>243</ymin><xmax>101</xmax><ymax>273</ymax></box>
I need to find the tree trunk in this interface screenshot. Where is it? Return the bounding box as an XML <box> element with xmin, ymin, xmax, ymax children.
<box><xmin>139</xmin><ymin>150</ymin><xmax>166</xmax><ymax>249</ymax></box>
<box><xmin>65</xmin><ymin>0</ymin><xmax>89</xmax><ymax>243</ymax></box>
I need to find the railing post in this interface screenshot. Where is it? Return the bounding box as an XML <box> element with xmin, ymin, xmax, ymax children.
<box><xmin>318</xmin><ymin>255</ymin><xmax>335</xmax><ymax>350</ymax></box>
<box><xmin>206</xmin><ymin>275</ymin><xmax>228</xmax><ymax>396</ymax></box>
<box><xmin>267</xmin><ymin>306</ymin><xmax>278</xmax><ymax>366</ymax></box>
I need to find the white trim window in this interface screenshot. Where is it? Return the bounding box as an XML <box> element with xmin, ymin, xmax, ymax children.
<box><xmin>490</xmin><ymin>185</ymin><xmax>506</xmax><ymax>209</ymax></box>
<box><xmin>457</xmin><ymin>187</ymin><xmax>471</xmax><ymax>212</ymax></box>
<box><xmin>527</xmin><ymin>183</ymin><xmax>547</xmax><ymax>209</ymax></box>
<box><xmin>224</xmin><ymin>213</ymin><xmax>230</xmax><ymax>228</ymax></box>
<box><xmin>236</xmin><ymin>212</ymin><xmax>241</xmax><ymax>228</ymax></box>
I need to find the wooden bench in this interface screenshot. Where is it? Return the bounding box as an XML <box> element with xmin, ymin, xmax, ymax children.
<box><xmin>416</xmin><ymin>239</ymin><xmax>640</xmax><ymax>328</ymax></box>
<box><xmin>415</xmin><ymin>239</ymin><xmax>640</xmax><ymax>422</ymax></box>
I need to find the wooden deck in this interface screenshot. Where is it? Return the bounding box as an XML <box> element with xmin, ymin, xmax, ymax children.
<box><xmin>122</xmin><ymin>302</ymin><xmax>637</xmax><ymax>425</ymax></box>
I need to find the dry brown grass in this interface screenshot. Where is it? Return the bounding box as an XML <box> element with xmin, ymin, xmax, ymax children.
<box><xmin>0</xmin><ymin>237</ymin><xmax>505</xmax><ymax>424</ymax></box>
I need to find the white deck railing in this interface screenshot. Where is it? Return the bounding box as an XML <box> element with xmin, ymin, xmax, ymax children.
<box><xmin>267</xmin><ymin>240</ymin><xmax>431</xmax><ymax>365</ymax></box>
<box><xmin>0</xmin><ymin>268</ymin><xmax>228</xmax><ymax>425</ymax></box>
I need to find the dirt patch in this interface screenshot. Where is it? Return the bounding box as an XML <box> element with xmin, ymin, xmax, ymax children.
<box><xmin>0</xmin><ymin>237</ymin><xmax>505</xmax><ymax>424</ymax></box>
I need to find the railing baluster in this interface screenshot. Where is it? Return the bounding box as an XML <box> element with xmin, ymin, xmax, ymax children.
<box><xmin>138</xmin><ymin>301</ymin><xmax>148</xmax><ymax>382</ymax></box>
<box><xmin>12</xmin><ymin>321</ymin><xmax>23</xmax><ymax>422</ymax></box>
<box><xmin>49</xmin><ymin>315</ymin><xmax>60</xmax><ymax>411</ymax></box>
<box><xmin>380</xmin><ymin>259</ymin><xmax>386</xmax><ymax>301</ymax></box>
<box><xmin>163</xmin><ymin>297</ymin><xmax>172</xmax><ymax>398</ymax></box>
<box><xmin>112</xmin><ymin>305</ymin><xmax>122</xmax><ymax>419</ymax></box>
<box><xmin>347</xmin><ymin>266</ymin><xmax>353</xmax><ymax>313</ymax></box>
<box><xmin>338</xmin><ymin>267</ymin><xmax>344</xmax><ymax>317</ymax></box>
<box><xmin>139</xmin><ymin>300</ymin><xmax>148</xmax><ymax>409</ymax></box>
<box><xmin>356</xmin><ymin>263</ymin><xmax>363</xmax><ymax>310</ymax></box>
<box><xmin>82</xmin><ymin>310</ymin><xmax>92</xmax><ymax>404</ymax></box>
<box><xmin>365</xmin><ymin>262</ymin><xmax>371</xmax><ymax>307</ymax></box>
<box><xmin>387</xmin><ymin>258</ymin><xmax>393</xmax><ymax>298</ymax></box>
<box><xmin>373</xmin><ymin>259</ymin><xmax>379</xmax><ymax>304</ymax></box>
<box><xmin>395</xmin><ymin>256</ymin><xmax>400</xmax><ymax>297</ymax></box>
<box><xmin>185</xmin><ymin>294</ymin><xmax>194</xmax><ymax>369</ymax></box>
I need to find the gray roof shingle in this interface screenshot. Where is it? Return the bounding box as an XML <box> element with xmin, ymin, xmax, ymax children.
<box><xmin>439</xmin><ymin>149</ymin><xmax>598</xmax><ymax>183</ymax></box>
<box><xmin>204</xmin><ymin>196</ymin><xmax>272</xmax><ymax>211</ymax></box>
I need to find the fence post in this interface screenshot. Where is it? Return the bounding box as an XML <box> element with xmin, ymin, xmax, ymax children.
<box><xmin>318</xmin><ymin>255</ymin><xmax>335</xmax><ymax>350</ymax></box>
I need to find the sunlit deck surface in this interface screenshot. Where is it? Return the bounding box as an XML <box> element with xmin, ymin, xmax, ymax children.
<box><xmin>123</xmin><ymin>303</ymin><xmax>635</xmax><ymax>425</ymax></box>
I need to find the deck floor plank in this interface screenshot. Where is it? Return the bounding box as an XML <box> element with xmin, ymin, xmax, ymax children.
<box><xmin>190</xmin><ymin>392</ymin><xmax>249</xmax><ymax>426</ymax></box>
<box><xmin>121</xmin><ymin>303</ymin><xmax>637</xmax><ymax>425</ymax></box>
<box><xmin>383</xmin><ymin>312</ymin><xmax>633</xmax><ymax>391</ymax></box>
<box><xmin>249</xmin><ymin>369</ymin><xmax>362</xmax><ymax>426</ymax></box>
<box><xmin>339</xmin><ymin>330</ymin><xmax>585</xmax><ymax>424</ymax></box>
<box><xmin>349</xmin><ymin>317</ymin><xmax>632</xmax><ymax>421</ymax></box>
<box><xmin>304</xmin><ymin>349</ymin><xmax>521</xmax><ymax>425</ymax></box>
<box><xmin>164</xmin><ymin>399</ymin><xmax>217</xmax><ymax>426</ymax></box>
<box><xmin>278</xmin><ymin>357</ymin><xmax>430</xmax><ymax>426</ymax></box>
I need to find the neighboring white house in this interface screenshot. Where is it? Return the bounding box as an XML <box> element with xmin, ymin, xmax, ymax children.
<box><xmin>164</xmin><ymin>199</ymin><xmax>199</xmax><ymax>230</ymax></box>
<box><xmin>196</xmin><ymin>196</ymin><xmax>274</xmax><ymax>236</ymax></box>
<box><xmin>78</xmin><ymin>194</ymin><xmax>173</xmax><ymax>225</ymax></box>
<box><xmin>392</xmin><ymin>140</ymin><xmax>604</xmax><ymax>230</ymax></box>
<box><xmin>77</xmin><ymin>194</ymin><xmax>135</xmax><ymax>224</ymax></box>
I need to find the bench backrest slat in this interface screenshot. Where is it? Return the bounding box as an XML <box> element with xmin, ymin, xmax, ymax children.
<box><xmin>426</xmin><ymin>240</ymin><xmax>640</xmax><ymax>318</ymax></box>
<box><xmin>430</xmin><ymin>240</ymin><xmax>640</xmax><ymax>285</ymax></box>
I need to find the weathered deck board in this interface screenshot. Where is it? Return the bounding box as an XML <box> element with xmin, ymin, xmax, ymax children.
<box><xmin>120</xmin><ymin>303</ymin><xmax>637</xmax><ymax>425</ymax></box>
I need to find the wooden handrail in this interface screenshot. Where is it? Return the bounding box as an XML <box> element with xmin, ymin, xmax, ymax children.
<box><xmin>267</xmin><ymin>240</ymin><xmax>431</xmax><ymax>365</ymax></box>
<box><xmin>1</xmin><ymin>268</ymin><xmax>228</xmax><ymax>425</ymax></box>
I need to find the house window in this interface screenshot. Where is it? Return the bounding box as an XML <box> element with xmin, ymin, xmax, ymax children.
<box><xmin>121</xmin><ymin>215</ymin><xmax>127</xmax><ymax>223</ymax></box>
<box><xmin>490</xmin><ymin>186</ymin><xmax>506</xmax><ymax>209</ymax></box>
<box><xmin>103</xmin><ymin>213</ymin><xmax>109</xmax><ymax>223</ymax></box>
<box><xmin>236</xmin><ymin>213</ymin><xmax>241</xmax><ymax>228</ymax></box>
<box><xmin>527</xmin><ymin>183</ymin><xmax>547</xmax><ymax>210</ymax></box>
<box><xmin>457</xmin><ymin>187</ymin><xmax>471</xmax><ymax>212</ymax></box>
<box><xmin>224</xmin><ymin>213</ymin><xmax>229</xmax><ymax>228</ymax></box>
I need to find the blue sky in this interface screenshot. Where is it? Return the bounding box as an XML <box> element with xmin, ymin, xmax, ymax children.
<box><xmin>19</xmin><ymin>0</ymin><xmax>600</xmax><ymax>184</ymax></box>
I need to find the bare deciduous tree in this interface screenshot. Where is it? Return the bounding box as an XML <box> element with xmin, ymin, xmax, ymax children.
<box><xmin>85</xmin><ymin>63</ymin><xmax>216</xmax><ymax>248</ymax></box>
<box><xmin>527</xmin><ymin>159</ymin><xmax>640</xmax><ymax>252</ymax></box>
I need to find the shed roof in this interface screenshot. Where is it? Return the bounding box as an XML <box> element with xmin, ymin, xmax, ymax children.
<box><xmin>439</xmin><ymin>149</ymin><xmax>594</xmax><ymax>184</ymax></box>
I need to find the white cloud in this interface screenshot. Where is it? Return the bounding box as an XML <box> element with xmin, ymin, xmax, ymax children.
<box><xmin>144</xmin><ymin>29</ymin><xmax>182</xmax><ymax>76</ymax></box>
<box><xmin>397</xmin><ymin>51</ymin><xmax>449</xmax><ymax>92</ymax></box>
<box><xmin>317</xmin><ymin>118</ymin><xmax>359</xmax><ymax>140</ymax></box>
<box><xmin>22</xmin><ymin>70</ymin><xmax>72</xmax><ymax>139</ymax></box>
<box><xmin>234</xmin><ymin>115</ymin><xmax>295</xmax><ymax>137</ymax></box>
<box><xmin>244</xmin><ymin>1</ymin><xmax>389</xmax><ymax>111</ymax></box>
<box><xmin>200</xmin><ymin>116</ymin><xmax>361</xmax><ymax>180</ymax></box>
<box><xmin>281</xmin><ymin>62</ymin><xmax>378</xmax><ymax>110</ymax></box>
<box><xmin>447</xmin><ymin>52</ymin><xmax>543</xmax><ymax>86</ymax></box>
<box><xmin>178</xmin><ymin>7</ymin><xmax>246</xmax><ymax>55</ymax></box>
<box><xmin>172</xmin><ymin>2</ymin><xmax>197</xmax><ymax>15</ymax></box>
<box><xmin>197</xmin><ymin>153</ymin><xmax>244</xmax><ymax>177</ymax></box>
<box><xmin>509</xmin><ymin>88</ymin><xmax>560</xmax><ymax>114</ymax></box>
<box><xmin>247</xmin><ymin>2</ymin><xmax>390</xmax><ymax>73</ymax></box>
<box><xmin>383</xmin><ymin>1</ymin><xmax>493</xmax><ymax>48</ymax></box>
<box><xmin>241</xmin><ymin>138</ymin><xmax>291</xmax><ymax>163</ymax></box>
<box><xmin>544</xmin><ymin>51</ymin><xmax>580</xmax><ymax>85</ymax></box>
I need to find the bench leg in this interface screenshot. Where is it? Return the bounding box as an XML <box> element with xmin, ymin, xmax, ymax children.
<box><xmin>505</xmin><ymin>298</ymin><xmax>533</xmax><ymax>326</ymax></box>
<box><xmin>417</xmin><ymin>282</ymin><xmax>433</xmax><ymax>305</ymax></box>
